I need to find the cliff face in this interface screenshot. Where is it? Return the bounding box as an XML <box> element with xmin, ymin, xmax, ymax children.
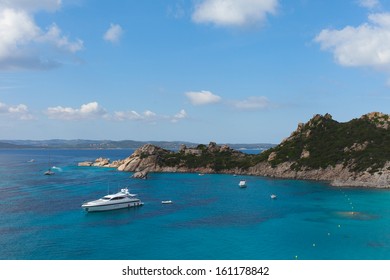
<box><xmin>247</xmin><ymin>161</ymin><xmax>390</xmax><ymax>188</ymax></box>
<box><xmin>79</xmin><ymin>112</ymin><xmax>390</xmax><ymax>188</ymax></box>
<box><xmin>116</xmin><ymin>144</ymin><xmax>171</xmax><ymax>172</ymax></box>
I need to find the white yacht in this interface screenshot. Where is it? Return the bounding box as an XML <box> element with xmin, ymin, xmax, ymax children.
<box><xmin>270</xmin><ymin>194</ymin><xmax>277</xmax><ymax>199</ymax></box>
<box><xmin>239</xmin><ymin>180</ymin><xmax>247</xmax><ymax>188</ymax></box>
<box><xmin>81</xmin><ymin>188</ymin><xmax>143</xmax><ymax>212</ymax></box>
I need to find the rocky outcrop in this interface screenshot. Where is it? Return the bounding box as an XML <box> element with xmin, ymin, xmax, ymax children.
<box><xmin>267</xmin><ymin>152</ymin><xmax>277</xmax><ymax>162</ymax></box>
<box><xmin>361</xmin><ymin>112</ymin><xmax>389</xmax><ymax>129</ymax></box>
<box><xmin>117</xmin><ymin>144</ymin><xmax>171</xmax><ymax>172</ymax></box>
<box><xmin>300</xmin><ymin>149</ymin><xmax>310</xmax><ymax>159</ymax></box>
<box><xmin>78</xmin><ymin>161</ymin><xmax>94</xmax><ymax>167</ymax></box>
<box><xmin>131</xmin><ymin>170</ymin><xmax>148</xmax><ymax>179</ymax></box>
<box><xmin>78</xmin><ymin>157</ymin><xmax>124</xmax><ymax>168</ymax></box>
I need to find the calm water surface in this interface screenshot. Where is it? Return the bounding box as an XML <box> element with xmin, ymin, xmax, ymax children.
<box><xmin>0</xmin><ymin>149</ymin><xmax>389</xmax><ymax>260</ymax></box>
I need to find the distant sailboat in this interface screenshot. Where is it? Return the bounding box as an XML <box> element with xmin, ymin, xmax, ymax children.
<box><xmin>44</xmin><ymin>168</ymin><xmax>55</xmax><ymax>175</ymax></box>
<box><xmin>44</xmin><ymin>153</ymin><xmax>55</xmax><ymax>175</ymax></box>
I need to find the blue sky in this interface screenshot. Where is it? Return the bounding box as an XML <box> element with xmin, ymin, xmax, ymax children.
<box><xmin>0</xmin><ymin>0</ymin><xmax>390</xmax><ymax>143</ymax></box>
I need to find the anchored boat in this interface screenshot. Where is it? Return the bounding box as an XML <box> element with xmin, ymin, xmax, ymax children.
<box><xmin>81</xmin><ymin>188</ymin><xmax>143</xmax><ymax>212</ymax></box>
<box><xmin>239</xmin><ymin>180</ymin><xmax>247</xmax><ymax>188</ymax></box>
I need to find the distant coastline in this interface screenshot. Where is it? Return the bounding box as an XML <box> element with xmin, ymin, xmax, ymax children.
<box><xmin>0</xmin><ymin>139</ymin><xmax>275</xmax><ymax>151</ymax></box>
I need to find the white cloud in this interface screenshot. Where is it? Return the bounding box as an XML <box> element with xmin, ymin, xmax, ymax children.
<box><xmin>113</xmin><ymin>109</ymin><xmax>188</xmax><ymax>123</ymax></box>
<box><xmin>185</xmin><ymin>90</ymin><xmax>222</xmax><ymax>105</ymax></box>
<box><xmin>0</xmin><ymin>0</ymin><xmax>62</xmax><ymax>12</ymax></box>
<box><xmin>114</xmin><ymin>111</ymin><xmax>138</xmax><ymax>121</ymax></box>
<box><xmin>0</xmin><ymin>9</ymin><xmax>40</xmax><ymax>59</ymax></box>
<box><xmin>315</xmin><ymin>13</ymin><xmax>390</xmax><ymax>69</ymax></box>
<box><xmin>103</xmin><ymin>23</ymin><xmax>123</xmax><ymax>43</ymax></box>
<box><xmin>0</xmin><ymin>0</ymin><xmax>83</xmax><ymax>70</ymax></box>
<box><xmin>40</xmin><ymin>23</ymin><xmax>83</xmax><ymax>53</ymax></box>
<box><xmin>113</xmin><ymin>110</ymin><xmax>156</xmax><ymax>121</ymax></box>
<box><xmin>0</xmin><ymin>101</ymin><xmax>33</xmax><ymax>120</ymax></box>
<box><xmin>171</xmin><ymin>109</ymin><xmax>188</xmax><ymax>123</ymax></box>
<box><xmin>192</xmin><ymin>0</ymin><xmax>278</xmax><ymax>27</ymax></box>
<box><xmin>143</xmin><ymin>110</ymin><xmax>157</xmax><ymax>118</ymax></box>
<box><xmin>358</xmin><ymin>0</ymin><xmax>380</xmax><ymax>9</ymax></box>
<box><xmin>45</xmin><ymin>102</ymin><xmax>107</xmax><ymax>120</ymax></box>
<box><xmin>231</xmin><ymin>96</ymin><xmax>270</xmax><ymax>110</ymax></box>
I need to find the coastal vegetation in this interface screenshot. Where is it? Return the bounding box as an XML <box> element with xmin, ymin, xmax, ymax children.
<box><xmin>258</xmin><ymin>112</ymin><xmax>390</xmax><ymax>173</ymax></box>
<box><xmin>161</xmin><ymin>143</ymin><xmax>257</xmax><ymax>172</ymax></box>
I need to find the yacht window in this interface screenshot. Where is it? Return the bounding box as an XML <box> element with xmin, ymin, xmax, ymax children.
<box><xmin>102</xmin><ymin>197</ymin><xmax>110</xmax><ymax>200</ymax></box>
<box><xmin>111</xmin><ymin>197</ymin><xmax>124</xmax><ymax>200</ymax></box>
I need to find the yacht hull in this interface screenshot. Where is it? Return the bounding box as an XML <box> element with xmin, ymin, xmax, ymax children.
<box><xmin>82</xmin><ymin>201</ymin><xmax>143</xmax><ymax>212</ymax></box>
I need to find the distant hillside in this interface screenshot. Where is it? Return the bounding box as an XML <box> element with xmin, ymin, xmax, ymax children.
<box><xmin>0</xmin><ymin>142</ymin><xmax>32</xmax><ymax>149</ymax></box>
<box><xmin>1</xmin><ymin>139</ymin><xmax>198</xmax><ymax>149</ymax></box>
<box><xmin>0</xmin><ymin>139</ymin><xmax>274</xmax><ymax>151</ymax></box>
<box><xmin>81</xmin><ymin>112</ymin><xmax>390</xmax><ymax>188</ymax></box>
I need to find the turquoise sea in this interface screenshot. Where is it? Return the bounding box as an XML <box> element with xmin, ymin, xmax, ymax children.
<box><xmin>0</xmin><ymin>149</ymin><xmax>389</xmax><ymax>260</ymax></box>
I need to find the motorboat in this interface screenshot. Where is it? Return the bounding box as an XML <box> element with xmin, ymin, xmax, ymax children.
<box><xmin>270</xmin><ymin>194</ymin><xmax>277</xmax><ymax>199</ymax></box>
<box><xmin>81</xmin><ymin>188</ymin><xmax>143</xmax><ymax>212</ymax></box>
<box><xmin>161</xmin><ymin>200</ymin><xmax>173</xmax><ymax>204</ymax></box>
<box><xmin>239</xmin><ymin>180</ymin><xmax>247</xmax><ymax>188</ymax></box>
<box><xmin>44</xmin><ymin>168</ymin><xmax>55</xmax><ymax>175</ymax></box>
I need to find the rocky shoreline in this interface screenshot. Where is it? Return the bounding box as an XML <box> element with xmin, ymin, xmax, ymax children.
<box><xmin>78</xmin><ymin>112</ymin><xmax>390</xmax><ymax>188</ymax></box>
<box><xmin>78</xmin><ymin>143</ymin><xmax>390</xmax><ymax>188</ymax></box>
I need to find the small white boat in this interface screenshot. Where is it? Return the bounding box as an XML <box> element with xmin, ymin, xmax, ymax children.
<box><xmin>81</xmin><ymin>188</ymin><xmax>143</xmax><ymax>212</ymax></box>
<box><xmin>161</xmin><ymin>200</ymin><xmax>173</xmax><ymax>204</ymax></box>
<box><xmin>270</xmin><ymin>194</ymin><xmax>277</xmax><ymax>199</ymax></box>
<box><xmin>239</xmin><ymin>180</ymin><xmax>247</xmax><ymax>188</ymax></box>
<box><xmin>28</xmin><ymin>159</ymin><xmax>35</xmax><ymax>163</ymax></box>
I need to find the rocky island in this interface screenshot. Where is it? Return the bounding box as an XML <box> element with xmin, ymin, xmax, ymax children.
<box><xmin>79</xmin><ymin>112</ymin><xmax>390</xmax><ymax>188</ymax></box>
